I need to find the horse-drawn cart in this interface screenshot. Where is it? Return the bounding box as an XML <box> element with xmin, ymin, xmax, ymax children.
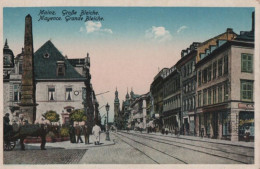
<box><xmin>3</xmin><ymin>125</ymin><xmax>17</xmax><ymax>151</ymax></box>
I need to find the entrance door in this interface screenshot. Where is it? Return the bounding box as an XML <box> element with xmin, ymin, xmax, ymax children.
<box><xmin>212</xmin><ymin>113</ymin><xmax>218</xmax><ymax>138</ymax></box>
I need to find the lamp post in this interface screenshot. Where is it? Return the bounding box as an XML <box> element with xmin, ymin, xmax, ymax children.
<box><xmin>105</xmin><ymin>103</ymin><xmax>110</xmax><ymax>141</ymax></box>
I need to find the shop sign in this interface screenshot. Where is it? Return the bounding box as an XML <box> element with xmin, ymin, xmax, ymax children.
<box><xmin>238</xmin><ymin>103</ymin><xmax>254</xmax><ymax>110</ymax></box>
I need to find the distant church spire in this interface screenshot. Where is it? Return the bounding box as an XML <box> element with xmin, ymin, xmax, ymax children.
<box><xmin>4</xmin><ymin>39</ymin><xmax>9</xmax><ymax>49</ymax></box>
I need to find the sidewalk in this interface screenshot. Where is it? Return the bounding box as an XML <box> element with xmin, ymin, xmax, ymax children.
<box><xmin>125</xmin><ymin>130</ymin><xmax>254</xmax><ymax>148</ymax></box>
<box><xmin>14</xmin><ymin>132</ymin><xmax>115</xmax><ymax>150</ymax></box>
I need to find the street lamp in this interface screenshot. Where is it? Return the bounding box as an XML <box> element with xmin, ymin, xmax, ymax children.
<box><xmin>105</xmin><ymin>103</ymin><xmax>110</xmax><ymax>141</ymax></box>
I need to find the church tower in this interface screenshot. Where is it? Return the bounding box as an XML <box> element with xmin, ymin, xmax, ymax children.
<box><xmin>114</xmin><ymin>88</ymin><xmax>120</xmax><ymax>118</ymax></box>
<box><xmin>19</xmin><ymin>14</ymin><xmax>37</xmax><ymax>123</ymax></box>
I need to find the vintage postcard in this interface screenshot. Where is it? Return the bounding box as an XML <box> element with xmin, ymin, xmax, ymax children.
<box><xmin>1</xmin><ymin>0</ymin><xmax>259</xmax><ymax>169</ymax></box>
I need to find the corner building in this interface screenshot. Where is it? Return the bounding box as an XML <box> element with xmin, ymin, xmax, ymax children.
<box><xmin>196</xmin><ymin>29</ymin><xmax>254</xmax><ymax>141</ymax></box>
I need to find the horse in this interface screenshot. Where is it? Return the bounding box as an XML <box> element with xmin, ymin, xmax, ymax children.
<box><xmin>12</xmin><ymin>124</ymin><xmax>53</xmax><ymax>150</ymax></box>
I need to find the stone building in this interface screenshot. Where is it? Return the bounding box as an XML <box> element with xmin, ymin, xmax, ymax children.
<box><xmin>33</xmin><ymin>40</ymin><xmax>90</xmax><ymax>124</ymax></box>
<box><xmin>150</xmin><ymin>68</ymin><xmax>168</xmax><ymax>130</ymax></box>
<box><xmin>162</xmin><ymin>66</ymin><xmax>181</xmax><ymax>133</ymax></box>
<box><xmin>176</xmin><ymin>42</ymin><xmax>200</xmax><ymax>135</ymax></box>
<box><xmin>196</xmin><ymin>25</ymin><xmax>254</xmax><ymax>141</ymax></box>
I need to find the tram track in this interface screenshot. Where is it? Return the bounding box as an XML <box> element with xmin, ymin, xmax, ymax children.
<box><xmin>122</xmin><ymin>131</ymin><xmax>254</xmax><ymax>158</ymax></box>
<box><xmin>113</xmin><ymin>132</ymin><xmax>188</xmax><ymax>164</ymax></box>
<box><xmin>117</xmin><ymin>131</ymin><xmax>252</xmax><ymax>164</ymax></box>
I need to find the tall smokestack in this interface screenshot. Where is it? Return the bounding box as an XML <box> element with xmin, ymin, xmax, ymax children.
<box><xmin>19</xmin><ymin>14</ymin><xmax>37</xmax><ymax>124</ymax></box>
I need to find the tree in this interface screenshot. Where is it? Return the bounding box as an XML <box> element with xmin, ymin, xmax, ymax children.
<box><xmin>70</xmin><ymin>109</ymin><xmax>87</xmax><ymax>122</ymax></box>
<box><xmin>43</xmin><ymin>110</ymin><xmax>60</xmax><ymax>122</ymax></box>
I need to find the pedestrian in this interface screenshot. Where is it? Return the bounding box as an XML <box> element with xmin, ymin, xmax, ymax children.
<box><xmin>92</xmin><ymin>123</ymin><xmax>101</xmax><ymax>145</ymax></box>
<box><xmin>75</xmin><ymin>124</ymin><xmax>83</xmax><ymax>143</ymax></box>
<box><xmin>83</xmin><ymin>125</ymin><xmax>90</xmax><ymax>144</ymax></box>
<box><xmin>69</xmin><ymin>125</ymin><xmax>76</xmax><ymax>143</ymax></box>
<box><xmin>244</xmin><ymin>126</ymin><xmax>251</xmax><ymax>142</ymax></box>
<box><xmin>165</xmin><ymin>127</ymin><xmax>169</xmax><ymax>135</ymax></box>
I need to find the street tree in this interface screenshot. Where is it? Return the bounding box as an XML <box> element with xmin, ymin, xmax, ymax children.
<box><xmin>43</xmin><ymin>110</ymin><xmax>60</xmax><ymax>122</ymax></box>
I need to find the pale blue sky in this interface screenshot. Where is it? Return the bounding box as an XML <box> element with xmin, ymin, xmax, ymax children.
<box><xmin>3</xmin><ymin>7</ymin><xmax>254</xmax><ymax>122</ymax></box>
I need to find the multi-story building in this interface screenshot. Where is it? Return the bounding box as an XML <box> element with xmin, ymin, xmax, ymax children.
<box><xmin>162</xmin><ymin>66</ymin><xmax>181</xmax><ymax>133</ymax></box>
<box><xmin>129</xmin><ymin>93</ymin><xmax>148</xmax><ymax>130</ymax></box>
<box><xmin>3</xmin><ymin>39</ymin><xmax>98</xmax><ymax>125</ymax></box>
<box><xmin>150</xmin><ymin>68</ymin><xmax>168</xmax><ymax>130</ymax></box>
<box><xmin>176</xmin><ymin>42</ymin><xmax>200</xmax><ymax>135</ymax></box>
<box><xmin>196</xmin><ymin>25</ymin><xmax>254</xmax><ymax>141</ymax></box>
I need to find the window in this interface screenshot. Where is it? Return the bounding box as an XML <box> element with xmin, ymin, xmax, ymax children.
<box><xmin>183</xmin><ymin>66</ymin><xmax>186</xmax><ymax>77</ymax></box>
<box><xmin>66</xmin><ymin>87</ymin><xmax>72</xmax><ymax>101</ymax></box>
<box><xmin>208</xmin><ymin>65</ymin><xmax>212</xmax><ymax>81</ymax></box>
<box><xmin>224</xmin><ymin>82</ymin><xmax>228</xmax><ymax>101</ymax></box>
<box><xmin>224</xmin><ymin>55</ymin><xmax>228</xmax><ymax>74</ymax></box>
<box><xmin>13</xmin><ymin>84</ymin><xmax>21</xmax><ymax>102</ymax></box>
<box><xmin>218</xmin><ymin>58</ymin><xmax>223</xmax><ymax>76</ymax></box>
<box><xmin>48</xmin><ymin>87</ymin><xmax>55</xmax><ymax>101</ymax></box>
<box><xmin>218</xmin><ymin>86</ymin><xmax>222</xmax><ymax>103</ymax></box>
<box><xmin>193</xmin><ymin>96</ymin><xmax>195</xmax><ymax>109</ymax></box>
<box><xmin>57</xmin><ymin>61</ymin><xmax>65</xmax><ymax>76</ymax></box>
<box><xmin>213</xmin><ymin>88</ymin><xmax>217</xmax><ymax>104</ymax></box>
<box><xmin>198</xmin><ymin>71</ymin><xmax>201</xmax><ymax>86</ymax></box>
<box><xmin>213</xmin><ymin>61</ymin><xmax>217</xmax><ymax>79</ymax></box>
<box><xmin>19</xmin><ymin>62</ymin><xmax>23</xmax><ymax>74</ymax></box>
<box><xmin>241</xmin><ymin>80</ymin><xmax>253</xmax><ymax>101</ymax></box>
<box><xmin>203</xmin><ymin>90</ymin><xmax>207</xmax><ymax>106</ymax></box>
<box><xmin>198</xmin><ymin>91</ymin><xmax>202</xmax><ymax>107</ymax></box>
<box><xmin>192</xmin><ymin>61</ymin><xmax>195</xmax><ymax>72</ymax></box>
<box><xmin>208</xmin><ymin>89</ymin><xmax>212</xmax><ymax>105</ymax></box>
<box><xmin>241</xmin><ymin>53</ymin><xmax>253</xmax><ymax>73</ymax></box>
<box><xmin>203</xmin><ymin>68</ymin><xmax>207</xmax><ymax>83</ymax></box>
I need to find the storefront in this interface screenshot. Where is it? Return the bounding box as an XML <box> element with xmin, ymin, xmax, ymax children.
<box><xmin>239</xmin><ymin>111</ymin><xmax>254</xmax><ymax>141</ymax></box>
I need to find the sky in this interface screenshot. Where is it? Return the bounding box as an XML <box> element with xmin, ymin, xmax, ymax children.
<box><xmin>3</xmin><ymin>7</ymin><xmax>254</xmax><ymax>123</ymax></box>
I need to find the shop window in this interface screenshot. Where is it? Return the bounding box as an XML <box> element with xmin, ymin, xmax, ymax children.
<box><xmin>222</xmin><ymin>112</ymin><xmax>231</xmax><ymax>136</ymax></box>
<box><xmin>48</xmin><ymin>87</ymin><xmax>55</xmax><ymax>101</ymax></box>
<box><xmin>240</xmin><ymin>80</ymin><xmax>253</xmax><ymax>101</ymax></box>
<box><xmin>218</xmin><ymin>58</ymin><xmax>223</xmax><ymax>76</ymax></box>
<box><xmin>241</xmin><ymin>53</ymin><xmax>253</xmax><ymax>73</ymax></box>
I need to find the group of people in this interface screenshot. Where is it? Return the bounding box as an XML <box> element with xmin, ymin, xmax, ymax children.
<box><xmin>69</xmin><ymin>123</ymin><xmax>101</xmax><ymax>145</ymax></box>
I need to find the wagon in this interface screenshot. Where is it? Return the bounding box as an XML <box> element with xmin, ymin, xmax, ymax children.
<box><xmin>3</xmin><ymin>125</ymin><xmax>17</xmax><ymax>151</ymax></box>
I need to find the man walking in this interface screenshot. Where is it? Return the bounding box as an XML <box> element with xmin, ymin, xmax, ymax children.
<box><xmin>92</xmin><ymin>123</ymin><xmax>101</xmax><ymax>145</ymax></box>
<box><xmin>83</xmin><ymin>124</ymin><xmax>90</xmax><ymax>144</ymax></box>
<box><xmin>75</xmin><ymin>124</ymin><xmax>83</xmax><ymax>143</ymax></box>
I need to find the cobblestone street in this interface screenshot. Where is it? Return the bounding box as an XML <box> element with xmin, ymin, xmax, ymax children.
<box><xmin>4</xmin><ymin>149</ymin><xmax>86</xmax><ymax>164</ymax></box>
<box><xmin>4</xmin><ymin>131</ymin><xmax>254</xmax><ymax>164</ymax></box>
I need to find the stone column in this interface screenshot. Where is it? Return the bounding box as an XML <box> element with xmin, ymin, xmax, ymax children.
<box><xmin>19</xmin><ymin>14</ymin><xmax>37</xmax><ymax>124</ymax></box>
<box><xmin>231</xmin><ymin>110</ymin><xmax>239</xmax><ymax>141</ymax></box>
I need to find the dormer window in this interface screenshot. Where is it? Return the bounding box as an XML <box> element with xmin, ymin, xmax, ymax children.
<box><xmin>43</xmin><ymin>53</ymin><xmax>50</xmax><ymax>58</ymax></box>
<box><xmin>56</xmin><ymin>61</ymin><xmax>65</xmax><ymax>76</ymax></box>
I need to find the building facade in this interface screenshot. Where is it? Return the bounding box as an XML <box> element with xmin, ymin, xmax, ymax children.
<box><xmin>196</xmin><ymin>28</ymin><xmax>254</xmax><ymax>141</ymax></box>
<box><xmin>162</xmin><ymin>66</ymin><xmax>181</xmax><ymax>133</ymax></box>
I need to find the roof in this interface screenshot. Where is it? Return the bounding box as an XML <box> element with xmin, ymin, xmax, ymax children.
<box><xmin>34</xmin><ymin>40</ymin><xmax>86</xmax><ymax>80</ymax></box>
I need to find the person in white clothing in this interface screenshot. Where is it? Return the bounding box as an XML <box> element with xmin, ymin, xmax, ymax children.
<box><xmin>92</xmin><ymin>124</ymin><xmax>101</xmax><ymax>145</ymax></box>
